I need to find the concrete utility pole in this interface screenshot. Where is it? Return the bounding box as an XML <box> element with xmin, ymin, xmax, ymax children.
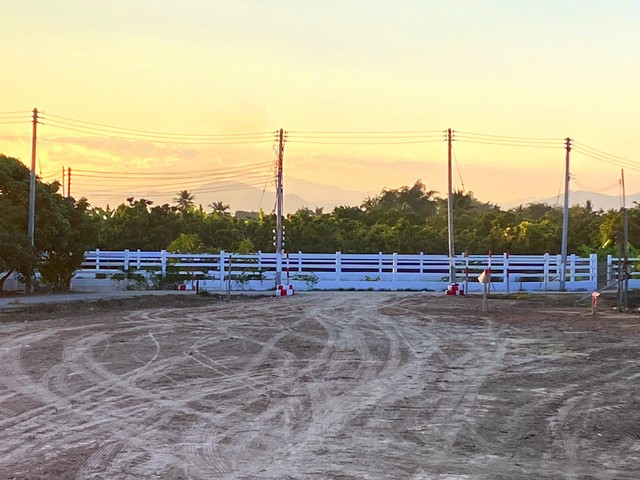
<box><xmin>621</xmin><ymin>168</ymin><xmax>629</xmax><ymax>310</ymax></box>
<box><xmin>559</xmin><ymin>137</ymin><xmax>571</xmax><ymax>291</ymax></box>
<box><xmin>447</xmin><ymin>128</ymin><xmax>456</xmax><ymax>283</ymax></box>
<box><xmin>275</xmin><ymin>128</ymin><xmax>285</xmax><ymax>286</ymax></box>
<box><xmin>27</xmin><ymin>108</ymin><xmax>38</xmax><ymax>246</ymax></box>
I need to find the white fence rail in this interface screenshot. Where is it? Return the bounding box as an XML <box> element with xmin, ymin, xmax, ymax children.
<box><xmin>606</xmin><ymin>255</ymin><xmax>640</xmax><ymax>288</ymax></box>
<box><xmin>71</xmin><ymin>250</ymin><xmax>598</xmax><ymax>292</ymax></box>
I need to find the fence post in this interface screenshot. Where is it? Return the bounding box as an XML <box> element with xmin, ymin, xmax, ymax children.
<box><xmin>95</xmin><ymin>249</ymin><xmax>100</xmax><ymax>271</ymax></box>
<box><xmin>590</xmin><ymin>253</ymin><xmax>598</xmax><ymax>287</ymax></box>
<box><xmin>570</xmin><ymin>254</ymin><xmax>576</xmax><ymax>284</ymax></box>
<box><xmin>136</xmin><ymin>249</ymin><xmax>141</xmax><ymax>270</ymax></box>
<box><xmin>503</xmin><ymin>252</ymin><xmax>509</xmax><ymax>294</ymax></box>
<box><xmin>544</xmin><ymin>253</ymin><xmax>549</xmax><ymax>292</ymax></box>
<box><xmin>606</xmin><ymin>254</ymin><xmax>613</xmax><ymax>284</ymax></box>
<box><xmin>392</xmin><ymin>252</ymin><xmax>398</xmax><ymax>290</ymax></box>
<box><xmin>161</xmin><ymin>250</ymin><xmax>167</xmax><ymax>274</ymax></box>
<box><xmin>336</xmin><ymin>251</ymin><xmax>342</xmax><ymax>282</ymax></box>
<box><xmin>219</xmin><ymin>250</ymin><xmax>226</xmax><ymax>291</ymax></box>
<box><xmin>124</xmin><ymin>249</ymin><xmax>130</xmax><ymax>271</ymax></box>
<box><xmin>419</xmin><ymin>252</ymin><xmax>424</xmax><ymax>274</ymax></box>
<box><xmin>378</xmin><ymin>252</ymin><xmax>383</xmax><ymax>275</ymax></box>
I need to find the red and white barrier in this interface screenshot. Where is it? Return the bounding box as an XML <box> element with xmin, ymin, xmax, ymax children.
<box><xmin>446</xmin><ymin>283</ymin><xmax>464</xmax><ymax>296</ymax></box>
<box><xmin>276</xmin><ymin>284</ymin><xmax>295</xmax><ymax>296</ymax></box>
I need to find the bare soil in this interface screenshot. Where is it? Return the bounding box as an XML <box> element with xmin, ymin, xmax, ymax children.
<box><xmin>0</xmin><ymin>292</ymin><xmax>638</xmax><ymax>479</ymax></box>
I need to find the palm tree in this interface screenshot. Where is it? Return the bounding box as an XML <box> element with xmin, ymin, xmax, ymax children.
<box><xmin>209</xmin><ymin>200</ymin><xmax>230</xmax><ymax>215</ymax></box>
<box><xmin>173</xmin><ymin>190</ymin><xmax>195</xmax><ymax>212</ymax></box>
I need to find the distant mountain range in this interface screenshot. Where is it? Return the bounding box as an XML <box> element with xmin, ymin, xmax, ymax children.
<box><xmin>108</xmin><ymin>179</ymin><xmax>632</xmax><ymax>215</ymax></box>
<box><xmin>132</xmin><ymin>177</ymin><xmax>377</xmax><ymax>215</ymax></box>
<box><xmin>500</xmin><ymin>190</ymin><xmax>631</xmax><ymax>212</ymax></box>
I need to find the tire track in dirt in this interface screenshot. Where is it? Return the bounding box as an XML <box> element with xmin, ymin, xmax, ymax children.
<box><xmin>0</xmin><ymin>293</ymin><xmax>638</xmax><ymax>478</ymax></box>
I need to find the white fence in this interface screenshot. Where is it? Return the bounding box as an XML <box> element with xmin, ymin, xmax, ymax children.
<box><xmin>70</xmin><ymin>250</ymin><xmax>598</xmax><ymax>293</ymax></box>
<box><xmin>607</xmin><ymin>255</ymin><xmax>640</xmax><ymax>288</ymax></box>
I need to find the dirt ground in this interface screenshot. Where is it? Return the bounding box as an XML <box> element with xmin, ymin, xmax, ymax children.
<box><xmin>0</xmin><ymin>292</ymin><xmax>638</xmax><ymax>479</ymax></box>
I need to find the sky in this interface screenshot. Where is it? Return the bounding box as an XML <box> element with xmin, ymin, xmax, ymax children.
<box><xmin>2</xmin><ymin>0</ymin><xmax>640</xmax><ymax>212</ymax></box>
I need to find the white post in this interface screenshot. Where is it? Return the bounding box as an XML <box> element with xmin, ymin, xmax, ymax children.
<box><xmin>392</xmin><ymin>252</ymin><xmax>398</xmax><ymax>290</ymax></box>
<box><xmin>378</xmin><ymin>252</ymin><xmax>383</xmax><ymax>275</ymax></box>
<box><xmin>335</xmin><ymin>251</ymin><xmax>342</xmax><ymax>282</ymax></box>
<box><xmin>276</xmin><ymin>251</ymin><xmax>282</xmax><ymax>286</ymax></box>
<box><xmin>124</xmin><ymin>249</ymin><xmax>130</xmax><ymax>271</ymax></box>
<box><xmin>136</xmin><ymin>249</ymin><xmax>141</xmax><ymax>270</ymax></box>
<box><xmin>95</xmin><ymin>249</ymin><xmax>100</xmax><ymax>271</ymax></box>
<box><xmin>570</xmin><ymin>254</ymin><xmax>576</xmax><ymax>284</ymax></box>
<box><xmin>544</xmin><ymin>253</ymin><xmax>549</xmax><ymax>292</ymax></box>
<box><xmin>503</xmin><ymin>252</ymin><xmax>509</xmax><ymax>294</ymax></box>
<box><xmin>161</xmin><ymin>250</ymin><xmax>167</xmax><ymax>274</ymax></box>
<box><xmin>219</xmin><ymin>250</ymin><xmax>226</xmax><ymax>290</ymax></box>
<box><xmin>298</xmin><ymin>251</ymin><xmax>303</xmax><ymax>273</ymax></box>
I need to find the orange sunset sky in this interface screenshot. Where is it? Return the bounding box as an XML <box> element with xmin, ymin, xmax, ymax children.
<box><xmin>2</xmin><ymin>0</ymin><xmax>639</xmax><ymax>212</ymax></box>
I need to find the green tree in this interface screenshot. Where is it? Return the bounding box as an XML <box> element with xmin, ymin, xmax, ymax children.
<box><xmin>209</xmin><ymin>200</ymin><xmax>230</xmax><ymax>215</ymax></box>
<box><xmin>173</xmin><ymin>190</ymin><xmax>195</xmax><ymax>212</ymax></box>
<box><xmin>0</xmin><ymin>154</ymin><xmax>97</xmax><ymax>292</ymax></box>
<box><xmin>167</xmin><ymin>233</ymin><xmax>207</xmax><ymax>253</ymax></box>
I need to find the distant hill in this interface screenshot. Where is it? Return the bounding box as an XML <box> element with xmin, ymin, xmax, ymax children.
<box><xmin>129</xmin><ymin>178</ymin><xmax>376</xmax><ymax>214</ymax></box>
<box><xmin>501</xmin><ymin>190</ymin><xmax>633</xmax><ymax>212</ymax></box>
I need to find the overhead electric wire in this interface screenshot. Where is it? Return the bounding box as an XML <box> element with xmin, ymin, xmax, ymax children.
<box><xmin>451</xmin><ymin>145</ymin><xmax>466</xmax><ymax>193</ymax></box>
<box><xmin>41</xmin><ymin>118</ymin><xmax>276</xmax><ymax>140</ymax></box>
<box><xmin>40</xmin><ymin>121</ymin><xmax>276</xmax><ymax>145</ymax></box>
<box><xmin>288</xmin><ymin>134</ymin><xmax>444</xmax><ymax>140</ymax></box>
<box><xmin>288</xmin><ymin>129</ymin><xmax>444</xmax><ymax>134</ymax></box>
<box><xmin>71</xmin><ymin>161</ymin><xmax>273</xmax><ymax>179</ymax></box>
<box><xmin>453</xmin><ymin>138</ymin><xmax>563</xmax><ymax>149</ymax></box>
<box><xmin>455</xmin><ymin>131</ymin><xmax>562</xmax><ymax>141</ymax></box>
<box><xmin>287</xmin><ymin>139</ymin><xmax>445</xmax><ymax>145</ymax></box>
<box><xmin>0</xmin><ymin>111</ymin><xmax>32</xmax><ymax>116</ymax></box>
<box><xmin>73</xmin><ymin>173</ymin><xmax>271</xmax><ymax>191</ymax></box>
<box><xmin>573</xmin><ymin>143</ymin><xmax>640</xmax><ymax>172</ymax></box>
<box><xmin>571</xmin><ymin>177</ymin><xmax>620</xmax><ymax>193</ymax></box>
<box><xmin>43</xmin><ymin>112</ymin><xmax>276</xmax><ymax>138</ymax></box>
<box><xmin>79</xmin><ymin>179</ymin><xmax>272</xmax><ymax>198</ymax></box>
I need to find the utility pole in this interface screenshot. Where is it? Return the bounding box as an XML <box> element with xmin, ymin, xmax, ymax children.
<box><xmin>27</xmin><ymin>108</ymin><xmax>38</xmax><ymax>246</ymax></box>
<box><xmin>275</xmin><ymin>128</ymin><xmax>285</xmax><ymax>286</ymax></box>
<box><xmin>67</xmin><ymin>167</ymin><xmax>71</xmax><ymax>198</ymax></box>
<box><xmin>447</xmin><ymin>128</ymin><xmax>456</xmax><ymax>283</ymax></box>
<box><xmin>559</xmin><ymin>137</ymin><xmax>571</xmax><ymax>291</ymax></box>
<box><xmin>62</xmin><ymin>166</ymin><xmax>65</xmax><ymax>196</ymax></box>
<box><xmin>621</xmin><ymin>168</ymin><xmax>629</xmax><ymax>310</ymax></box>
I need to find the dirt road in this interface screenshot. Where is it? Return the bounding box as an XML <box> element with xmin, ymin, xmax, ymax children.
<box><xmin>0</xmin><ymin>292</ymin><xmax>638</xmax><ymax>479</ymax></box>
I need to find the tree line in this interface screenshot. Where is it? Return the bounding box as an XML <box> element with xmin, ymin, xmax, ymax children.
<box><xmin>0</xmin><ymin>154</ymin><xmax>633</xmax><ymax>291</ymax></box>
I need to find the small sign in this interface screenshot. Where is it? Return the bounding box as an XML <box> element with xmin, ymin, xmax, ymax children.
<box><xmin>478</xmin><ymin>270</ymin><xmax>491</xmax><ymax>284</ymax></box>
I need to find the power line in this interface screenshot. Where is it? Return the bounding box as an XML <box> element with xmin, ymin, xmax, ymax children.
<box><xmin>40</xmin><ymin>121</ymin><xmax>276</xmax><ymax>145</ymax></box>
<box><xmin>71</xmin><ymin>161</ymin><xmax>273</xmax><ymax>178</ymax></box>
<box><xmin>0</xmin><ymin>111</ymin><xmax>31</xmax><ymax>116</ymax></box>
<box><xmin>571</xmin><ymin>177</ymin><xmax>620</xmax><ymax>193</ymax></box>
<box><xmin>573</xmin><ymin>145</ymin><xmax>640</xmax><ymax>173</ymax></box>
<box><xmin>288</xmin><ymin>129</ymin><xmax>444</xmax><ymax>134</ymax></box>
<box><xmin>288</xmin><ymin>134</ymin><xmax>444</xmax><ymax>139</ymax></box>
<box><xmin>455</xmin><ymin>130</ymin><xmax>563</xmax><ymax>142</ymax></box>
<box><xmin>43</xmin><ymin>112</ymin><xmax>275</xmax><ymax>138</ymax></box>
<box><xmin>287</xmin><ymin>139</ymin><xmax>445</xmax><ymax>145</ymax></box>
<box><xmin>453</xmin><ymin>138</ymin><xmax>564</xmax><ymax>149</ymax></box>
